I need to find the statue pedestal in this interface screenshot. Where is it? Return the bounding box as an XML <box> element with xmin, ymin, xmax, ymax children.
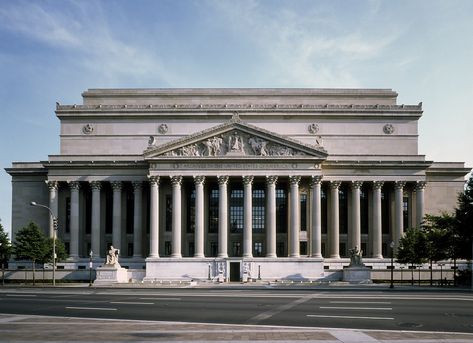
<box><xmin>343</xmin><ymin>266</ymin><xmax>372</xmax><ymax>283</ymax></box>
<box><xmin>94</xmin><ymin>264</ymin><xmax>128</xmax><ymax>284</ymax></box>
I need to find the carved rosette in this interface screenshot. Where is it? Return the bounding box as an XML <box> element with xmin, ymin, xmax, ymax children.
<box><xmin>148</xmin><ymin>176</ymin><xmax>160</xmax><ymax>186</ymax></box>
<box><xmin>110</xmin><ymin>181</ymin><xmax>122</xmax><ymax>191</ymax></box>
<box><xmin>158</xmin><ymin>124</ymin><xmax>168</xmax><ymax>134</ymax></box>
<box><xmin>373</xmin><ymin>181</ymin><xmax>384</xmax><ymax>190</ymax></box>
<box><xmin>289</xmin><ymin>176</ymin><xmax>301</xmax><ymax>185</ymax></box>
<box><xmin>69</xmin><ymin>181</ymin><xmax>80</xmax><ymax>190</ymax></box>
<box><xmin>242</xmin><ymin>175</ymin><xmax>254</xmax><ymax>185</ymax></box>
<box><xmin>90</xmin><ymin>181</ymin><xmax>102</xmax><ymax>191</ymax></box>
<box><xmin>82</xmin><ymin>124</ymin><xmax>94</xmax><ymax>134</ymax></box>
<box><xmin>217</xmin><ymin>175</ymin><xmax>229</xmax><ymax>185</ymax></box>
<box><xmin>394</xmin><ymin>181</ymin><xmax>406</xmax><ymax>190</ymax></box>
<box><xmin>47</xmin><ymin>181</ymin><xmax>59</xmax><ymax>191</ymax></box>
<box><xmin>330</xmin><ymin>181</ymin><xmax>342</xmax><ymax>189</ymax></box>
<box><xmin>170</xmin><ymin>176</ymin><xmax>183</xmax><ymax>186</ymax></box>
<box><xmin>308</xmin><ymin>123</ymin><xmax>319</xmax><ymax>134</ymax></box>
<box><xmin>383</xmin><ymin>124</ymin><xmax>395</xmax><ymax>134</ymax></box>
<box><xmin>351</xmin><ymin>181</ymin><xmax>363</xmax><ymax>190</ymax></box>
<box><xmin>310</xmin><ymin>175</ymin><xmax>323</xmax><ymax>187</ymax></box>
<box><xmin>416</xmin><ymin>181</ymin><xmax>427</xmax><ymax>190</ymax></box>
<box><xmin>266</xmin><ymin>175</ymin><xmax>278</xmax><ymax>185</ymax></box>
<box><xmin>132</xmin><ymin>181</ymin><xmax>142</xmax><ymax>191</ymax></box>
<box><xmin>193</xmin><ymin>175</ymin><xmax>205</xmax><ymax>185</ymax></box>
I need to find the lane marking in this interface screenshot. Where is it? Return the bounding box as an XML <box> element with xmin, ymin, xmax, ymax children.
<box><xmin>308</xmin><ymin>314</ymin><xmax>394</xmax><ymax>320</ymax></box>
<box><xmin>66</xmin><ymin>307</ymin><xmax>117</xmax><ymax>311</ymax></box>
<box><xmin>110</xmin><ymin>301</ymin><xmax>154</xmax><ymax>305</ymax></box>
<box><xmin>247</xmin><ymin>294</ymin><xmax>314</xmax><ymax>324</ymax></box>
<box><xmin>139</xmin><ymin>297</ymin><xmax>181</xmax><ymax>301</ymax></box>
<box><xmin>319</xmin><ymin>306</ymin><xmax>393</xmax><ymax>311</ymax></box>
<box><xmin>329</xmin><ymin>301</ymin><xmax>391</xmax><ymax>304</ymax></box>
<box><xmin>5</xmin><ymin>294</ymin><xmax>37</xmax><ymax>297</ymax></box>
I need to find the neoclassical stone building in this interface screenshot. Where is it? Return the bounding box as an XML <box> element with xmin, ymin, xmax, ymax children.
<box><xmin>6</xmin><ymin>88</ymin><xmax>469</xmax><ymax>281</ymax></box>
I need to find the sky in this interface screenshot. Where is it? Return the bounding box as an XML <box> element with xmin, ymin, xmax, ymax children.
<box><xmin>0</xmin><ymin>0</ymin><xmax>472</xmax><ymax>236</ymax></box>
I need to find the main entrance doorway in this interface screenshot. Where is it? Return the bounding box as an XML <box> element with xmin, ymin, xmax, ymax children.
<box><xmin>229</xmin><ymin>262</ymin><xmax>240</xmax><ymax>282</ymax></box>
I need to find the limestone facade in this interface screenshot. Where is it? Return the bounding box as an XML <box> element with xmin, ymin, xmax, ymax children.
<box><xmin>6</xmin><ymin>88</ymin><xmax>469</xmax><ymax>281</ymax></box>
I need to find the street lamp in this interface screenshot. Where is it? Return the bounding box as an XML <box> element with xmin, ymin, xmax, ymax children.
<box><xmin>89</xmin><ymin>250</ymin><xmax>93</xmax><ymax>287</ymax></box>
<box><xmin>390</xmin><ymin>241</ymin><xmax>395</xmax><ymax>289</ymax></box>
<box><xmin>30</xmin><ymin>201</ymin><xmax>57</xmax><ymax>286</ymax></box>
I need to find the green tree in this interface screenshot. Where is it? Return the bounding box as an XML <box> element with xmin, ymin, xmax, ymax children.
<box><xmin>0</xmin><ymin>222</ymin><xmax>13</xmax><ymax>285</ymax></box>
<box><xmin>14</xmin><ymin>222</ymin><xmax>48</xmax><ymax>285</ymax></box>
<box><xmin>396</xmin><ymin>228</ymin><xmax>427</xmax><ymax>285</ymax></box>
<box><xmin>455</xmin><ymin>174</ymin><xmax>473</xmax><ymax>285</ymax></box>
<box><xmin>44</xmin><ymin>237</ymin><xmax>68</xmax><ymax>263</ymax></box>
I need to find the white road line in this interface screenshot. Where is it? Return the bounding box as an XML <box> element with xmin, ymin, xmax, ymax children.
<box><xmin>110</xmin><ymin>301</ymin><xmax>154</xmax><ymax>305</ymax></box>
<box><xmin>247</xmin><ymin>294</ymin><xmax>314</xmax><ymax>324</ymax></box>
<box><xmin>308</xmin><ymin>314</ymin><xmax>394</xmax><ymax>320</ymax></box>
<box><xmin>5</xmin><ymin>294</ymin><xmax>37</xmax><ymax>297</ymax></box>
<box><xmin>319</xmin><ymin>306</ymin><xmax>392</xmax><ymax>311</ymax></box>
<box><xmin>66</xmin><ymin>307</ymin><xmax>117</xmax><ymax>311</ymax></box>
<box><xmin>329</xmin><ymin>301</ymin><xmax>391</xmax><ymax>304</ymax></box>
<box><xmin>139</xmin><ymin>297</ymin><xmax>181</xmax><ymax>301</ymax></box>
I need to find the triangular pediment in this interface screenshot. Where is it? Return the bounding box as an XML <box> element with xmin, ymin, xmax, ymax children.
<box><xmin>144</xmin><ymin>117</ymin><xmax>327</xmax><ymax>159</ymax></box>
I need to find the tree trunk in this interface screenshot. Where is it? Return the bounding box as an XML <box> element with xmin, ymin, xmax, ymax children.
<box><xmin>430</xmin><ymin>260</ymin><xmax>433</xmax><ymax>286</ymax></box>
<box><xmin>453</xmin><ymin>258</ymin><xmax>457</xmax><ymax>287</ymax></box>
<box><xmin>411</xmin><ymin>264</ymin><xmax>414</xmax><ymax>285</ymax></box>
<box><xmin>32</xmin><ymin>259</ymin><xmax>35</xmax><ymax>286</ymax></box>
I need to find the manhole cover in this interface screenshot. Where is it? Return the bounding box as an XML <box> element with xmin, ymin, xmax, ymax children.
<box><xmin>397</xmin><ymin>322</ymin><xmax>423</xmax><ymax>328</ymax></box>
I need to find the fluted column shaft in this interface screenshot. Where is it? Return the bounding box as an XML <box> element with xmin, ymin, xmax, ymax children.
<box><xmin>310</xmin><ymin>176</ymin><xmax>323</xmax><ymax>258</ymax></box>
<box><xmin>266</xmin><ymin>176</ymin><xmax>277</xmax><ymax>257</ymax></box>
<box><xmin>47</xmin><ymin>181</ymin><xmax>58</xmax><ymax>238</ymax></box>
<box><xmin>289</xmin><ymin>176</ymin><xmax>301</xmax><ymax>257</ymax></box>
<box><xmin>416</xmin><ymin>181</ymin><xmax>426</xmax><ymax>228</ymax></box>
<box><xmin>329</xmin><ymin>181</ymin><xmax>341</xmax><ymax>259</ymax></box>
<box><xmin>350</xmin><ymin>181</ymin><xmax>363</xmax><ymax>251</ymax></box>
<box><xmin>171</xmin><ymin>176</ymin><xmax>183</xmax><ymax>258</ymax></box>
<box><xmin>90</xmin><ymin>181</ymin><xmax>101</xmax><ymax>257</ymax></box>
<box><xmin>111</xmin><ymin>181</ymin><xmax>122</xmax><ymax>251</ymax></box>
<box><xmin>69</xmin><ymin>181</ymin><xmax>80</xmax><ymax>259</ymax></box>
<box><xmin>149</xmin><ymin>176</ymin><xmax>160</xmax><ymax>258</ymax></box>
<box><xmin>394</xmin><ymin>181</ymin><xmax>406</xmax><ymax>247</ymax></box>
<box><xmin>218</xmin><ymin>176</ymin><xmax>229</xmax><ymax>258</ymax></box>
<box><xmin>194</xmin><ymin>176</ymin><xmax>205</xmax><ymax>258</ymax></box>
<box><xmin>243</xmin><ymin>176</ymin><xmax>254</xmax><ymax>258</ymax></box>
<box><xmin>372</xmin><ymin>181</ymin><xmax>384</xmax><ymax>259</ymax></box>
<box><xmin>132</xmin><ymin>182</ymin><xmax>143</xmax><ymax>258</ymax></box>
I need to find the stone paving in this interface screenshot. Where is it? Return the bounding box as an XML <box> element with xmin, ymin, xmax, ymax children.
<box><xmin>0</xmin><ymin>314</ymin><xmax>473</xmax><ymax>342</ymax></box>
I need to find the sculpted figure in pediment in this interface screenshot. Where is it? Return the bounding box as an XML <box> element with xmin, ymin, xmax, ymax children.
<box><xmin>248</xmin><ymin>137</ymin><xmax>268</xmax><ymax>156</ymax></box>
<box><xmin>227</xmin><ymin>132</ymin><xmax>244</xmax><ymax>152</ymax></box>
<box><xmin>203</xmin><ymin>136</ymin><xmax>224</xmax><ymax>156</ymax></box>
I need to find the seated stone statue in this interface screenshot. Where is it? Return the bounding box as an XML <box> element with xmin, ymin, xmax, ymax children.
<box><xmin>106</xmin><ymin>246</ymin><xmax>120</xmax><ymax>266</ymax></box>
<box><xmin>348</xmin><ymin>246</ymin><xmax>364</xmax><ymax>267</ymax></box>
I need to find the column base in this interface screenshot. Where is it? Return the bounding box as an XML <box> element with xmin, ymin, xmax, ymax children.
<box><xmin>372</xmin><ymin>254</ymin><xmax>383</xmax><ymax>259</ymax></box>
<box><xmin>170</xmin><ymin>254</ymin><xmax>182</xmax><ymax>258</ymax></box>
<box><xmin>311</xmin><ymin>254</ymin><xmax>323</xmax><ymax>258</ymax></box>
<box><xmin>217</xmin><ymin>254</ymin><xmax>228</xmax><ymax>258</ymax></box>
<box><xmin>288</xmin><ymin>254</ymin><xmax>300</xmax><ymax>258</ymax></box>
<box><xmin>243</xmin><ymin>254</ymin><xmax>253</xmax><ymax>258</ymax></box>
<box><xmin>265</xmin><ymin>253</ymin><xmax>277</xmax><ymax>258</ymax></box>
<box><xmin>194</xmin><ymin>253</ymin><xmax>205</xmax><ymax>258</ymax></box>
<box><xmin>329</xmin><ymin>254</ymin><xmax>340</xmax><ymax>259</ymax></box>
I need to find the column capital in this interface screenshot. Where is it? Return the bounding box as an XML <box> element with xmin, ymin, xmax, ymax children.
<box><xmin>110</xmin><ymin>181</ymin><xmax>122</xmax><ymax>191</ymax></box>
<box><xmin>310</xmin><ymin>175</ymin><xmax>323</xmax><ymax>187</ymax></box>
<box><xmin>217</xmin><ymin>175</ymin><xmax>229</xmax><ymax>185</ymax></box>
<box><xmin>68</xmin><ymin>181</ymin><xmax>80</xmax><ymax>190</ymax></box>
<box><xmin>193</xmin><ymin>175</ymin><xmax>205</xmax><ymax>185</ymax></box>
<box><xmin>329</xmin><ymin>180</ymin><xmax>341</xmax><ymax>189</ymax></box>
<box><xmin>289</xmin><ymin>175</ymin><xmax>301</xmax><ymax>185</ymax></box>
<box><xmin>416</xmin><ymin>181</ymin><xmax>427</xmax><ymax>190</ymax></box>
<box><xmin>394</xmin><ymin>181</ymin><xmax>406</xmax><ymax>190</ymax></box>
<box><xmin>373</xmin><ymin>181</ymin><xmax>384</xmax><ymax>190</ymax></box>
<box><xmin>351</xmin><ymin>181</ymin><xmax>363</xmax><ymax>189</ymax></box>
<box><xmin>266</xmin><ymin>175</ymin><xmax>278</xmax><ymax>185</ymax></box>
<box><xmin>132</xmin><ymin>181</ymin><xmax>142</xmax><ymax>190</ymax></box>
<box><xmin>242</xmin><ymin>175</ymin><xmax>254</xmax><ymax>185</ymax></box>
<box><xmin>46</xmin><ymin>180</ymin><xmax>58</xmax><ymax>191</ymax></box>
<box><xmin>148</xmin><ymin>175</ymin><xmax>160</xmax><ymax>185</ymax></box>
<box><xmin>90</xmin><ymin>181</ymin><xmax>102</xmax><ymax>190</ymax></box>
<box><xmin>170</xmin><ymin>175</ymin><xmax>183</xmax><ymax>186</ymax></box>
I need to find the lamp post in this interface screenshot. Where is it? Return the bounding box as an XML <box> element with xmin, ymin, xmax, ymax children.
<box><xmin>400</xmin><ymin>266</ymin><xmax>404</xmax><ymax>284</ymax></box>
<box><xmin>89</xmin><ymin>250</ymin><xmax>93</xmax><ymax>287</ymax></box>
<box><xmin>30</xmin><ymin>201</ymin><xmax>57</xmax><ymax>286</ymax></box>
<box><xmin>390</xmin><ymin>241</ymin><xmax>395</xmax><ymax>289</ymax></box>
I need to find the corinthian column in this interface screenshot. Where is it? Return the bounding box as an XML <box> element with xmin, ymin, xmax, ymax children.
<box><xmin>394</xmin><ymin>181</ymin><xmax>406</xmax><ymax>247</ymax></box>
<box><xmin>289</xmin><ymin>176</ymin><xmax>301</xmax><ymax>257</ymax></box>
<box><xmin>350</xmin><ymin>181</ymin><xmax>363</xmax><ymax>251</ymax></box>
<box><xmin>329</xmin><ymin>181</ymin><xmax>341</xmax><ymax>259</ymax></box>
<box><xmin>90</xmin><ymin>181</ymin><xmax>101</xmax><ymax>257</ymax></box>
<box><xmin>47</xmin><ymin>181</ymin><xmax>58</xmax><ymax>238</ymax></box>
<box><xmin>111</xmin><ymin>181</ymin><xmax>122</xmax><ymax>251</ymax></box>
<box><xmin>171</xmin><ymin>176</ymin><xmax>183</xmax><ymax>258</ymax></box>
<box><xmin>69</xmin><ymin>181</ymin><xmax>80</xmax><ymax>259</ymax></box>
<box><xmin>310</xmin><ymin>176</ymin><xmax>323</xmax><ymax>258</ymax></box>
<box><xmin>243</xmin><ymin>175</ymin><xmax>254</xmax><ymax>258</ymax></box>
<box><xmin>266</xmin><ymin>176</ymin><xmax>278</xmax><ymax>258</ymax></box>
<box><xmin>416</xmin><ymin>181</ymin><xmax>426</xmax><ymax>228</ymax></box>
<box><xmin>372</xmin><ymin>181</ymin><xmax>384</xmax><ymax>259</ymax></box>
<box><xmin>132</xmin><ymin>181</ymin><xmax>143</xmax><ymax>258</ymax></box>
<box><xmin>149</xmin><ymin>176</ymin><xmax>160</xmax><ymax>258</ymax></box>
<box><xmin>218</xmin><ymin>176</ymin><xmax>229</xmax><ymax>258</ymax></box>
<box><xmin>194</xmin><ymin>176</ymin><xmax>205</xmax><ymax>258</ymax></box>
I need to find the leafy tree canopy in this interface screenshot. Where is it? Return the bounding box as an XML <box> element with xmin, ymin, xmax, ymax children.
<box><xmin>0</xmin><ymin>222</ymin><xmax>12</xmax><ymax>264</ymax></box>
<box><xmin>454</xmin><ymin>174</ymin><xmax>473</xmax><ymax>259</ymax></box>
<box><xmin>396</xmin><ymin>227</ymin><xmax>428</xmax><ymax>265</ymax></box>
<box><xmin>14</xmin><ymin>222</ymin><xmax>48</xmax><ymax>263</ymax></box>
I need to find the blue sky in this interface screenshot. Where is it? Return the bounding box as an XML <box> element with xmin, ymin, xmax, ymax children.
<box><xmin>0</xmin><ymin>0</ymin><xmax>472</xmax><ymax>236</ymax></box>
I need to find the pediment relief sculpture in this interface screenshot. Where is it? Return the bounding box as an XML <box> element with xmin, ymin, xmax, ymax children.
<box><xmin>163</xmin><ymin>130</ymin><xmax>307</xmax><ymax>157</ymax></box>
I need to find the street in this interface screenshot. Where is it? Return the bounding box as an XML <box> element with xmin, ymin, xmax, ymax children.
<box><xmin>0</xmin><ymin>287</ymin><xmax>472</xmax><ymax>334</ymax></box>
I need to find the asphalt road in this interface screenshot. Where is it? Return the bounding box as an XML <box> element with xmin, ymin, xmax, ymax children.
<box><xmin>0</xmin><ymin>287</ymin><xmax>472</xmax><ymax>333</ymax></box>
